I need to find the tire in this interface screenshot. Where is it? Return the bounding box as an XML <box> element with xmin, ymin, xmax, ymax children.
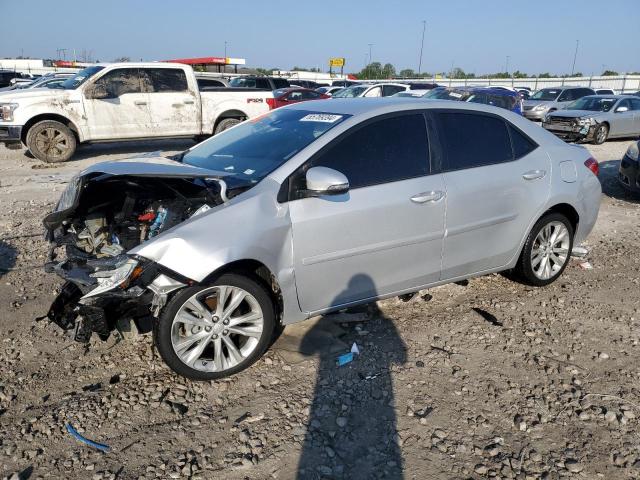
<box><xmin>214</xmin><ymin>118</ymin><xmax>241</xmax><ymax>135</ymax></box>
<box><xmin>514</xmin><ymin>213</ymin><xmax>574</xmax><ymax>287</ymax></box>
<box><xmin>155</xmin><ymin>273</ymin><xmax>275</xmax><ymax>380</ymax></box>
<box><xmin>26</xmin><ymin>120</ymin><xmax>77</xmax><ymax>163</ymax></box>
<box><xmin>592</xmin><ymin>123</ymin><xmax>609</xmax><ymax>145</ymax></box>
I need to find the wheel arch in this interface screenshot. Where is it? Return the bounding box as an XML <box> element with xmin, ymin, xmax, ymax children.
<box><xmin>201</xmin><ymin>259</ymin><xmax>284</xmax><ymax>323</ymax></box>
<box><xmin>543</xmin><ymin>202</ymin><xmax>579</xmax><ymax>232</ymax></box>
<box><xmin>213</xmin><ymin>109</ymin><xmax>248</xmax><ymax>134</ymax></box>
<box><xmin>21</xmin><ymin>113</ymin><xmax>82</xmax><ymax>144</ymax></box>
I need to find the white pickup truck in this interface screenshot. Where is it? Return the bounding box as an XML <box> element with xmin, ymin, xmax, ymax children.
<box><xmin>0</xmin><ymin>63</ymin><xmax>274</xmax><ymax>162</ymax></box>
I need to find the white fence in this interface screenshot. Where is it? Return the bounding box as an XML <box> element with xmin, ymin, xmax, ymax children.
<box><xmin>405</xmin><ymin>75</ymin><xmax>640</xmax><ymax>94</ymax></box>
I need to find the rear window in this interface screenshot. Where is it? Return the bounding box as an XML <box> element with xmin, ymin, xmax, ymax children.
<box><xmin>438</xmin><ymin>112</ymin><xmax>513</xmax><ymax>170</ymax></box>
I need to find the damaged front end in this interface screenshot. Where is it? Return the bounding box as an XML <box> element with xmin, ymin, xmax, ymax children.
<box><xmin>43</xmin><ymin>157</ymin><xmax>231</xmax><ymax>342</ymax></box>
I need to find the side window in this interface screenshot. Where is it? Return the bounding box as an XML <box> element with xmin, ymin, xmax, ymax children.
<box><xmin>557</xmin><ymin>89</ymin><xmax>572</xmax><ymax>101</ymax></box>
<box><xmin>581</xmin><ymin>88</ymin><xmax>595</xmax><ymax>98</ymax></box>
<box><xmin>364</xmin><ymin>86</ymin><xmax>382</xmax><ymax>97</ymax></box>
<box><xmin>382</xmin><ymin>85</ymin><xmax>406</xmax><ymax>96</ymax></box>
<box><xmin>145</xmin><ymin>69</ymin><xmax>188</xmax><ymax>92</ymax></box>
<box><xmin>617</xmin><ymin>99</ymin><xmax>631</xmax><ymax>111</ymax></box>
<box><xmin>256</xmin><ymin>78</ymin><xmax>270</xmax><ymax>89</ymax></box>
<box><xmin>93</xmin><ymin>68</ymin><xmax>141</xmax><ymax>97</ymax></box>
<box><xmin>311</xmin><ymin>114</ymin><xmax>430</xmax><ymax>189</ymax></box>
<box><xmin>301</xmin><ymin>90</ymin><xmax>321</xmax><ymax>100</ymax></box>
<box><xmin>508</xmin><ymin>124</ymin><xmax>537</xmax><ymax>159</ymax></box>
<box><xmin>288</xmin><ymin>91</ymin><xmax>303</xmax><ymax>101</ymax></box>
<box><xmin>629</xmin><ymin>98</ymin><xmax>640</xmax><ymax>111</ymax></box>
<box><xmin>437</xmin><ymin>112</ymin><xmax>512</xmax><ymax>170</ymax></box>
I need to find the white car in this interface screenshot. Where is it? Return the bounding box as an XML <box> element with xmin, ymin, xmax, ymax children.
<box><xmin>392</xmin><ymin>90</ymin><xmax>431</xmax><ymax>98</ymax></box>
<box><xmin>331</xmin><ymin>83</ymin><xmax>409</xmax><ymax>98</ymax></box>
<box><xmin>316</xmin><ymin>86</ymin><xmax>344</xmax><ymax>96</ymax></box>
<box><xmin>0</xmin><ymin>63</ymin><xmax>274</xmax><ymax>162</ymax></box>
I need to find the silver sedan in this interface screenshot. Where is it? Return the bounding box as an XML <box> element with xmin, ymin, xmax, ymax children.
<box><xmin>543</xmin><ymin>95</ymin><xmax>640</xmax><ymax>144</ymax></box>
<box><xmin>44</xmin><ymin>99</ymin><xmax>602</xmax><ymax>379</ymax></box>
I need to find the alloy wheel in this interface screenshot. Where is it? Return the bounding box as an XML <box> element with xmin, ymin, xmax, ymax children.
<box><xmin>170</xmin><ymin>285</ymin><xmax>264</xmax><ymax>372</ymax></box>
<box><xmin>35</xmin><ymin>127</ymin><xmax>70</xmax><ymax>161</ymax></box>
<box><xmin>530</xmin><ymin>221</ymin><xmax>570</xmax><ymax>280</ymax></box>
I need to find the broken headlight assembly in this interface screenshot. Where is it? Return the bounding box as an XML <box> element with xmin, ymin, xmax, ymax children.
<box><xmin>576</xmin><ymin>117</ymin><xmax>596</xmax><ymax>127</ymax></box>
<box><xmin>84</xmin><ymin>255</ymin><xmax>143</xmax><ymax>298</ymax></box>
<box><xmin>0</xmin><ymin>103</ymin><xmax>18</xmax><ymax>122</ymax></box>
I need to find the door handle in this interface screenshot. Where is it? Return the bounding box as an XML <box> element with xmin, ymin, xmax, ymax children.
<box><xmin>134</xmin><ymin>100</ymin><xmax>147</xmax><ymax>106</ymax></box>
<box><xmin>411</xmin><ymin>190</ymin><xmax>445</xmax><ymax>204</ymax></box>
<box><xmin>522</xmin><ymin>169</ymin><xmax>546</xmax><ymax>180</ymax></box>
<box><xmin>183</xmin><ymin>100</ymin><xmax>195</xmax><ymax>105</ymax></box>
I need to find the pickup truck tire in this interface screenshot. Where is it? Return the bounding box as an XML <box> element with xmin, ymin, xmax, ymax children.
<box><xmin>155</xmin><ymin>273</ymin><xmax>275</xmax><ymax>380</ymax></box>
<box><xmin>26</xmin><ymin>120</ymin><xmax>77</xmax><ymax>163</ymax></box>
<box><xmin>214</xmin><ymin>118</ymin><xmax>241</xmax><ymax>135</ymax></box>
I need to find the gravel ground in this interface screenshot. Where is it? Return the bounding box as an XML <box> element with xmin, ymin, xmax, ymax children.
<box><xmin>0</xmin><ymin>137</ymin><xmax>639</xmax><ymax>480</ymax></box>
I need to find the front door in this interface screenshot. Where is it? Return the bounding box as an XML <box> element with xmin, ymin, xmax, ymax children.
<box><xmin>288</xmin><ymin>112</ymin><xmax>446</xmax><ymax>314</ymax></box>
<box><xmin>434</xmin><ymin>111</ymin><xmax>551</xmax><ymax>279</ymax></box>
<box><xmin>84</xmin><ymin>68</ymin><xmax>154</xmax><ymax>139</ymax></box>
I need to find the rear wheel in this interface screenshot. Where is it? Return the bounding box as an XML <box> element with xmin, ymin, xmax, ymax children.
<box><xmin>214</xmin><ymin>118</ymin><xmax>242</xmax><ymax>135</ymax></box>
<box><xmin>26</xmin><ymin>120</ymin><xmax>77</xmax><ymax>163</ymax></box>
<box><xmin>514</xmin><ymin>213</ymin><xmax>574</xmax><ymax>286</ymax></box>
<box><xmin>155</xmin><ymin>273</ymin><xmax>275</xmax><ymax>380</ymax></box>
<box><xmin>593</xmin><ymin>123</ymin><xmax>609</xmax><ymax>145</ymax></box>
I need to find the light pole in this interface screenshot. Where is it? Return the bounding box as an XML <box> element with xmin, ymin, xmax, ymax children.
<box><xmin>418</xmin><ymin>20</ymin><xmax>426</xmax><ymax>75</ymax></box>
<box><xmin>571</xmin><ymin>40</ymin><xmax>579</xmax><ymax>76</ymax></box>
<box><xmin>505</xmin><ymin>55</ymin><xmax>510</xmax><ymax>75</ymax></box>
<box><xmin>224</xmin><ymin>41</ymin><xmax>227</xmax><ymax>58</ymax></box>
<box><xmin>368</xmin><ymin>43</ymin><xmax>373</xmax><ymax>79</ymax></box>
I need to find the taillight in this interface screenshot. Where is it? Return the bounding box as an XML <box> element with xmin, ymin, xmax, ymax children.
<box><xmin>266</xmin><ymin>98</ymin><xmax>276</xmax><ymax>110</ymax></box>
<box><xmin>584</xmin><ymin>157</ymin><xmax>599</xmax><ymax>176</ymax></box>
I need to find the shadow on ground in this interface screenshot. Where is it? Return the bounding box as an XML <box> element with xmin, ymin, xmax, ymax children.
<box><xmin>598</xmin><ymin>159</ymin><xmax>640</xmax><ymax>204</ymax></box>
<box><xmin>0</xmin><ymin>241</ymin><xmax>17</xmax><ymax>278</ymax></box>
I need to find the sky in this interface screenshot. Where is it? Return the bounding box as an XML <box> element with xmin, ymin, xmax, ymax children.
<box><xmin>2</xmin><ymin>0</ymin><xmax>639</xmax><ymax>76</ymax></box>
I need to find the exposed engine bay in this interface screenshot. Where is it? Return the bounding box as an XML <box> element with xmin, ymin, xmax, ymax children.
<box><xmin>43</xmin><ymin>160</ymin><xmax>234</xmax><ymax>343</ymax></box>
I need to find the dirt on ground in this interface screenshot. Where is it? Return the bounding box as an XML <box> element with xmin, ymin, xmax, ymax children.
<box><xmin>0</xmin><ymin>138</ymin><xmax>639</xmax><ymax>480</ymax></box>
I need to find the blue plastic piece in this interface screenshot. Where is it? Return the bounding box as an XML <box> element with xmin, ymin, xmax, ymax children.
<box><xmin>65</xmin><ymin>423</ymin><xmax>110</xmax><ymax>453</ymax></box>
<box><xmin>336</xmin><ymin>352</ymin><xmax>354</xmax><ymax>366</ymax></box>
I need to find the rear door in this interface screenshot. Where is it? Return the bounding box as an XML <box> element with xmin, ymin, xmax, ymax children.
<box><xmin>288</xmin><ymin>112</ymin><xmax>446</xmax><ymax>313</ymax></box>
<box><xmin>143</xmin><ymin>68</ymin><xmax>200</xmax><ymax>136</ymax></box>
<box><xmin>631</xmin><ymin>98</ymin><xmax>640</xmax><ymax>134</ymax></box>
<box><xmin>84</xmin><ymin>67</ymin><xmax>154</xmax><ymax>139</ymax></box>
<box><xmin>434</xmin><ymin>110</ymin><xmax>550</xmax><ymax>279</ymax></box>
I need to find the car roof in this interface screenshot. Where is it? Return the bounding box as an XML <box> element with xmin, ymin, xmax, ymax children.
<box><xmin>284</xmin><ymin>97</ymin><xmax>514</xmax><ymax>116</ymax></box>
<box><xmin>583</xmin><ymin>94</ymin><xmax>628</xmax><ymax>99</ymax></box>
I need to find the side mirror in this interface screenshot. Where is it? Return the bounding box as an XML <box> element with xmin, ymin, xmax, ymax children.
<box><xmin>86</xmin><ymin>83</ymin><xmax>110</xmax><ymax>99</ymax></box>
<box><xmin>616</xmin><ymin>106</ymin><xmax>629</xmax><ymax>113</ymax></box>
<box><xmin>304</xmin><ymin>167</ymin><xmax>349</xmax><ymax>196</ymax></box>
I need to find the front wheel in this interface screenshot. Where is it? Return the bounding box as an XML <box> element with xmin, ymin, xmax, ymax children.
<box><xmin>514</xmin><ymin>213</ymin><xmax>574</xmax><ymax>286</ymax></box>
<box><xmin>592</xmin><ymin>124</ymin><xmax>609</xmax><ymax>145</ymax></box>
<box><xmin>155</xmin><ymin>273</ymin><xmax>275</xmax><ymax>380</ymax></box>
<box><xmin>26</xmin><ymin>120</ymin><xmax>77</xmax><ymax>163</ymax></box>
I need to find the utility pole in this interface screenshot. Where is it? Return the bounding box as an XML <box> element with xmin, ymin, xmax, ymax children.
<box><xmin>505</xmin><ymin>55</ymin><xmax>510</xmax><ymax>75</ymax></box>
<box><xmin>418</xmin><ymin>20</ymin><xmax>426</xmax><ymax>75</ymax></box>
<box><xmin>570</xmin><ymin>40</ymin><xmax>579</xmax><ymax>76</ymax></box>
<box><xmin>368</xmin><ymin>44</ymin><xmax>373</xmax><ymax>79</ymax></box>
<box><xmin>224</xmin><ymin>41</ymin><xmax>227</xmax><ymax>58</ymax></box>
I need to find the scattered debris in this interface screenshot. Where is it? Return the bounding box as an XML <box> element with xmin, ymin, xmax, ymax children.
<box><xmin>578</xmin><ymin>261</ymin><xmax>593</xmax><ymax>270</ymax></box>
<box><xmin>65</xmin><ymin>423</ymin><xmax>110</xmax><ymax>453</ymax></box>
<box><xmin>336</xmin><ymin>352</ymin><xmax>354</xmax><ymax>367</ymax></box>
<box><xmin>571</xmin><ymin>245</ymin><xmax>589</xmax><ymax>258</ymax></box>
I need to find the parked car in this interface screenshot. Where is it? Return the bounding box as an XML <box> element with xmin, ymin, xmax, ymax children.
<box><xmin>542</xmin><ymin>95</ymin><xmax>640</xmax><ymax>144</ymax></box>
<box><xmin>43</xmin><ymin>99</ymin><xmax>601</xmax><ymax>380</ymax></box>
<box><xmin>422</xmin><ymin>86</ymin><xmax>523</xmax><ymax>114</ymax></box>
<box><xmin>316</xmin><ymin>86</ymin><xmax>344</xmax><ymax>96</ymax></box>
<box><xmin>331</xmin><ymin>80</ymin><xmax>360</xmax><ymax>88</ymax></box>
<box><xmin>0</xmin><ymin>71</ymin><xmax>30</xmax><ymax>88</ymax></box>
<box><xmin>228</xmin><ymin>76</ymin><xmax>290</xmax><ymax>90</ymax></box>
<box><xmin>595</xmin><ymin>88</ymin><xmax>616</xmax><ymax>95</ymax></box>
<box><xmin>392</xmin><ymin>90</ymin><xmax>431</xmax><ymax>98</ymax></box>
<box><xmin>0</xmin><ymin>63</ymin><xmax>275</xmax><ymax>162</ymax></box>
<box><xmin>628</xmin><ymin>91</ymin><xmax>640</xmax><ymax>97</ymax></box>
<box><xmin>619</xmin><ymin>140</ymin><xmax>639</xmax><ymax>193</ymax></box>
<box><xmin>0</xmin><ymin>74</ymin><xmax>73</xmax><ymax>92</ymax></box>
<box><xmin>272</xmin><ymin>88</ymin><xmax>330</xmax><ymax>108</ymax></box>
<box><xmin>331</xmin><ymin>83</ymin><xmax>409</xmax><ymax>98</ymax></box>
<box><xmin>289</xmin><ymin>79</ymin><xmax>322</xmax><ymax>89</ymax></box>
<box><xmin>523</xmin><ymin>86</ymin><xmax>595</xmax><ymax>121</ymax></box>
<box><xmin>195</xmin><ymin>76</ymin><xmax>228</xmax><ymax>90</ymax></box>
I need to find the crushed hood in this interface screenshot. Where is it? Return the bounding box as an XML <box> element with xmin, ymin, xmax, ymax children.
<box><xmin>78</xmin><ymin>154</ymin><xmax>233</xmax><ymax>179</ymax></box>
<box><xmin>547</xmin><ymin>109</ymin><xmax>607</xmax><ymax>119</ymax></box>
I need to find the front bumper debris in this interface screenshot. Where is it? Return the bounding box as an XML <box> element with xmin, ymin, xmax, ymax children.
<box><xmin>542</xmin><ymin>121</ymin><xmax>596</xmax><ymax>143</ymax></box>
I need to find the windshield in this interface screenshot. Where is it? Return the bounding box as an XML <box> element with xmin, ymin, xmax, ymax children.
<box><xmin>530</xmin><ymin>88</ymin><xmax>561</xmax><ymax>101</ymax></box>
<box><xmin>332</xmin><ymin>85</ymin><xmax>367</xmax><ymax>98</ymax></box>
<box><xmin>182</xmin><ymin>109</ymin><xmax>350</xmax><ymax>188</ymax></box>
<box><xmin>422</xmin><ymin>88</ymin><xmax>467</xmax><ymax>100</ymax></box>
<box><xmin>567</xmin><ymin>96</ymin><xmax>617</xmax><ymax>112</ymax></box>
<box><xmin>58</xmin><ymin>66</ymin><xmax>105</xmax><ymax>90</ymax></box>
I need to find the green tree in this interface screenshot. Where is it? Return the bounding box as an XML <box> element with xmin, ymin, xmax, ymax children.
<box><xmin>602</xmin><ymin>70</ymin><xmax>619</xmax><ymax>76</ymax></box>
<box><xmin>399</xmin><ymin>68</ymin><xmax>416</xmax><ymax>78</ymax></box>
<box><xmin>382</xmin><ymin>63</ymin><xmax>396</xmax><ymax>78</ymax></box>
<box><xmin>357</xmin><ymin>62</ymin><xmax>383</xmax><ymax>79</ymax></box>
<box><xmin>512</xmin><ymin>70</ymin><xmax>528</xmax><ymax>78</ymax></box>
<box><xmin>537</xmin><ymin>72</ymin><xmax>553</xmax><ymax>78</ymax></box>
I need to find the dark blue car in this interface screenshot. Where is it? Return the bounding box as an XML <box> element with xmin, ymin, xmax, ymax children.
<box><xmin>422</xmin><ymin>86</ymin><xmax>523</xmax><ymax>115</ymax></box>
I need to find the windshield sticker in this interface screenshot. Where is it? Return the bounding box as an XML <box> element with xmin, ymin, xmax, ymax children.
<box><xmin>448</xmin><ymin>92</ymin><xmax>463</xmax><ymax>98</ymax></box>
<box><xmin>300</xmin><ymin>114</ymin><xmax>343</xmax><ymax>123</ymax></box>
